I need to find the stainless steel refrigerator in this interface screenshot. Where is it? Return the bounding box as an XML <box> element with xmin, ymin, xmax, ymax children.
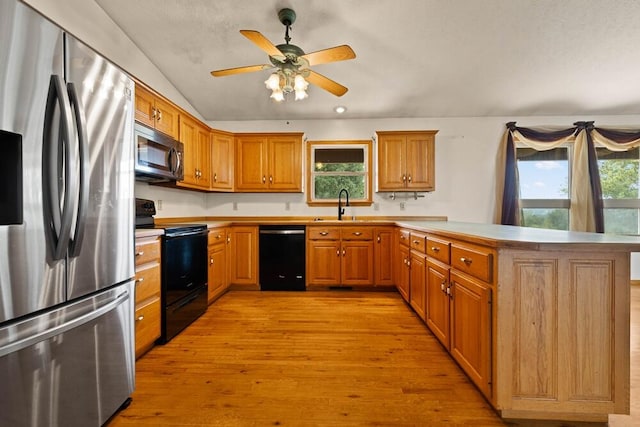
<box><xmin>0</xmin><ymin>1</ymin><xmax>136</xmax><ymax>425</ymax></box>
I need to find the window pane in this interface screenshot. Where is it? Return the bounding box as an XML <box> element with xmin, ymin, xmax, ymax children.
<box><xmin>314</xmin><ymin>148</ymin><xmax>365</xmax><ymax>172</ymax></box>
<box><xmin>604</xmin><ymin>208</ymin><xmax>639</xmax><ymax>235</ymax></box>
<box><xmin>596</xmin><ymin>147</ymin><xmax>640</xmax><ymax>199</ymax></box>
<box><xmin>522</xmin><ymin>208</ymin><xmax>569</xmax><ymax>230</ymax></box>
<box><xmin>517</xmin><ymin>147</ymin><xmax>569</xmax><ymax>199</ymax></box>
<box><xmin>314</xmin><ymin>175</ymin><xmax>365</xmax><ymax>199</ymax></box>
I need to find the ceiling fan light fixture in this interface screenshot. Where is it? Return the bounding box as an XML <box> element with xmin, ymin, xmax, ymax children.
<box><xmin>265</xmin><ymin>73</ymin><xmax>280</xmax><ymax>90</ymax></box>
<box><xmin>270</xmin><ymin>87</ymin><xmax>285</xmax><ymax>102</ymax></box>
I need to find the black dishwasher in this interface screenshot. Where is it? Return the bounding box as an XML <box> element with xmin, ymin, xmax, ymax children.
<box><xmin>259</xmin><ymin>225</ymin><xmax>306</xmax><ymax>291</ymax></box>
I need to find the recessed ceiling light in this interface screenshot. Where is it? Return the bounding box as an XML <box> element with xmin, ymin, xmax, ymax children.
<box><xmin>334</xmin><ymin>106</ymin><xmax>347</xmax><ymax>114</ymax></box>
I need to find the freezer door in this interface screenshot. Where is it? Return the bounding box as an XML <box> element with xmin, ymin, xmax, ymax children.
<box><xmin>0</xmin><ymin>281</ymin><xmax>135</xmax><ymax>426</ymax></box>
<box><xmin>0</xmin><ymin>0</ymin><xmax>66</xmax><ymax>323</ymax></box>
<box><xmin>64</xmin><ymin>35</ymin><xmax>135</xmax><ymax>299</ymax></box>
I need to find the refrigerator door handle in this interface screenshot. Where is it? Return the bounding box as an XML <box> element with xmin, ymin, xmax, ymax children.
<box><xmin>0</xmin><ymin>289</ymin><xmax>130</xmax><ymax>358</ymax></box>
<box><xmin>66</xmin><ymin>82</ymin><xmax>89</xmax><ymax>257</ymax></box>
<box><xmin>42</xmin><ymin>74</ymin><xmax>76</xmax><ymax>261</ymax></box>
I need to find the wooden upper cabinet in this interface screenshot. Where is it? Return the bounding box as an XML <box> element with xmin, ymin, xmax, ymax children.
<box><xmin>210</xmin><ymin>130</ymin><xmax>234</xmax><ymax>191</ymax></box>
<box><xmin>178</xmin><ymin>115</ymin><xmax>210</xmax><ymax>190</ymax></box>
<box><xmin>235</xmin><ymin>133</ymin><xmax>303</xmax><ymax>192</ymax></box>
<box><xmin>134</xmin><ymin>84</ymin><xmax>179</xmax><ymax>139</ymax></box>
<box><xmin>377</xmin><ymin>130</ymin><xmax>437</xmax><ymax>191</ymax></box>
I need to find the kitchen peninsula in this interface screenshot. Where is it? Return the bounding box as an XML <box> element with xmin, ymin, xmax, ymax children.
<box><xmin>144</xmin><ymin>217</ymin><xmax>640</xmax><ymax>423</ymax></box>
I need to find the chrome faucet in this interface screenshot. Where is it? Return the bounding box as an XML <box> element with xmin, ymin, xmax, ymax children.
<box><xmin>338</xmin><ymin>188</ymin><xmax>350</xmax><ymax>221</ymax></box>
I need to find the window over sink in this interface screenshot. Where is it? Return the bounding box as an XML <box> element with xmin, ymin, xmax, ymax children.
<box><xmin>306</xmin><ymin>140</ymin><xmax>372</xmax><ymax>206</ymax></box>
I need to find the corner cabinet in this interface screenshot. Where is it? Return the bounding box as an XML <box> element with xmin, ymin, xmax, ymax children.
<box><xmin>210</xmin><ymin>129</ymin><xmax>234</xmax><ymax>191</ymax></box>
<box><xmin>377</xmin><ymin>130</ymin><xmax>437</xmax><ymax>191</ymax></box>
<box><xmin>235</xmin><ymin>133</ymin><xmax>303</xmax><ymax>192</ymax></box>
<box><xmin>134</xmin><ymin>83</ymin><xmax>180</xmax><ymax>139</ymax></box>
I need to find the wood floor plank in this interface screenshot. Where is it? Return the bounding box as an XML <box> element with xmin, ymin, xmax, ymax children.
<box><xmin>107</xmin><ymin>288</ymin><xmax>635</xmax><ymax>426</ymax></box>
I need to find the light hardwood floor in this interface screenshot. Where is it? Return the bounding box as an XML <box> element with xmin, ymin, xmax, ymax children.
<box><xmin>109</xmin><ymin>288</ymin><xmax>639</xmax><ymax>426</ymax></box>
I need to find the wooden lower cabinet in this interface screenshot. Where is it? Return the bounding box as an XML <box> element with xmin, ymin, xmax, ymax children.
<box><xmin>228</xmin><ymin>225</ymin><xmax>258</xmax><ymax>287</ymax></box>
<box><xmin>425</xmin><ymin>259</ymin><xmax>450</xmax><ymax>347</ymax></box>
<box><xmin>395</xmin><ymin>229</ymin><xmax>411</xmax><ymax>302</ymax></box>
<box><xmin>207</xmin><ymin>227</ymin><xmax>228</xmax><ymax>303</ymax></box>
<box><xmin>449</xmin><ymin>270</ymin><xmax>492</xmax><ymax>399</ymax></box>
<box><xmin>134</xmin><ymin>235</ymin><xmax>161</xmax><ymax>359</ymax></box>
<box><xmin>409</xmin><ymin>250</ymin><xmax>426</xmax><ymax>320</ymax></box>
<box><xmin>373</xmin><ymin>227</ymin><xmax>394</xmax><ymax>285</ymax></box>
<box><xmin>306</xmin><ymin>225</ymin><xmax>374</xmax><ymax>287</ymax></box>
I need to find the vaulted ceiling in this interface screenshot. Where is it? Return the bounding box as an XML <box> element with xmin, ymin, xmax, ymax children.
<box><xmin>96</xmin><ymin>0</ymin><xmax>640</xmax><ymax>121</ymax></box>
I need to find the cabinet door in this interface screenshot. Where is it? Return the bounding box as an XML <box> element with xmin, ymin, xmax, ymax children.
<box><xmin>268</xmin><ymin>136</ymin><xmax>302</xmax><ymax>191</ymax></box>
<box><xmin>396</xmin><ymin>244</ymin><xmax>410</xmax><ymax>302</ymax></box>
<box><xmin>374</xmin><ymin>227</ymin><xmax>394</xmax><ymax>285</ymax></box>
<box><xmin>341</xmin><ymin>241</ymin><xmax>374</xmax><ymax>286</ymax></box>
<box><xmin>306</xmin><ymin>240</ymin><xmax>341</xmax><ymax>285</ymax></box>
<box><xmin>426</xmin><ymin>259</ymin><xmax>450</xmax><ymax>348</ymax></box>
<box><xmin>377</xmin><ymin>134</ymin><xmax>406</xmax><ymax>190</ymax></box>
<box><xmin>229</xmin><ymin>226</ymin><xmax>258</xmax><ymax>286</ymax></box>
<box><xmin>409</xmin><ymin>250</ymin><xmax>426</xmax><ymax>320</ymax></box>
<box><xmin>179</xmin><ymin>115</ymin><xmax>200</xmax><ymax>186</ymax></box>
<box><xmin>208</xmin><ymin>243</ymin><xmax>227</xmax><ymax>304</ymax></box>
<box><xmin>153</xmin><ymin>96</ymin><xmax>180</xmax><ymax>139</ymax></box>
<box><xmin>196</xmin><ymin>124</ymin><xmax>211</xmax><ymax>188</ymax></box>
<box><xmin>405</xmin><ymin>133</ymin><xmax>435</xmax><ymax>191</ymax></box>
<box><xmin>134</xmin><ymin>85</ymin><xmax>156</xmax><ymax>128</ymax></box>
<box><xmin>450</xmin><ymin>271</ymin><xmax>492</xmax><ymax>398</ymax></box>
<box><xmin>235</xmin><ymin>136</ymin><xmax>268</xmax><ymax>191</ymax></box>
<box><xmin>210</xmin><ymin>131</ymin><xmax>234</xmax><ymax>191</ymax></box>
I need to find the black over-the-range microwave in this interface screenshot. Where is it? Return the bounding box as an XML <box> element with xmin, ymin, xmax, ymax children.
<box><xmin>134</xmin><ymin>123</ymin><xmax>184</xmax><ymax>182</ymax></box>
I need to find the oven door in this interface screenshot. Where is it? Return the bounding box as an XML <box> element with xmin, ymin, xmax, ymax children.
<box><xmin>161</xmin><ymin>230</ymin><xmax>208</xmax><ymax>307</ymax></box>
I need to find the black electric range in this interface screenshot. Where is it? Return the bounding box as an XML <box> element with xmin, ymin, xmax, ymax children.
<box><xmin>135</xmin><ymin>198</ymin><xmax>208</xmax><ymax>342</ymax></box>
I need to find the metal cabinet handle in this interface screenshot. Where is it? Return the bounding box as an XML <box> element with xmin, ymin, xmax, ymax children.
<box><xmin>262</xmin><ymin>176</ymin><xmax>266</xmax><ymax>183</ymax></box>
<box><xmin>215</xmin><ymin>234</ymin><xmax>222</xmax><ymax>240</ymax></box>
<box><xmin>377</xmin><ymin>236</ymin><xmax>381</xmax><ymax>243</ymax></box>
<box><xmin>213</xmin><ymin>173</ymin><xmax>217</xmax><ymax>182</ymax></box>
<box><xmin>151</xmin><ymin>107</ymin><xmax>156</xmax><ymax>119</ymax></box>
<box><xmin>402</xmin><ymin>174</ymin><xmax>406</xmax><ymax>182</ymax></box>
<box><xmin>136</xmin><ymin>315</ymin><xmax>144</xmax><ymax>322</ymax></box>
<box><xmin>135</xmin><ymin>251</ymin><xmax>144</xmax><ymax>257</ymax></box>
<box><xmin>320</xmin><ymin>231</ymin><xmax>329</xmax><ymax>236</ymax></box>
<box><xmin>156</xmin><ymin>109</ymin><xmax>162</xmax><ymax>121</ymax></box>
<box><xmin>460</xmin><ymin>257</ymin><xmax>472</xmax><ymax>265</ymax></box>
<box><xmin>440</xmin><ymin>280</ymin><xmax>446</xmax><ymax>291</ymax></box>
<box><xmin>400</xmin><ymin>235</ymin><xmax>406</xmax><ymax>240</ymax></box>
<box><xmin>136</xmin><ymin>277</ymin><xmax>144</xmax><ymax>283</ymax></box>
<box><xmin>336</xmin><ymin>250</ymin><xmax>340</xmax><ymax>256</ymax></box>
<box><xmin>412</xmin><ymin>240</ymin><xmax>420</xmax><ymax>245</ymax></box>
<box><xmin>269</xmin><ymin>175</ymin><xmax>273</xmax><ymax>183</ymax></box>
<box><xmin>210</xmin><ymin>258</ymin><xmax>214</xmax><ymax>265</ymax></box>
<box><xmin>353</xmin><ymin>232</ymin><xmax>362</xmax><ymax>236</ymax></box>
<box><xmin>408</xmin><ymin>174</ymin><xmax>412</xmax><ymax>183</ymax></box>
<box><xmin>431</xmin><ymin>246</ymin><xmax>440</xmax><ymax>252</ymax></box>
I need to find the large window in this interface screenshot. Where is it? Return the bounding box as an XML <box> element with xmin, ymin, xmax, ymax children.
<box><xmin>306</xmin><ymin>140</ymin><xmax>372</xmax><ymax>206</ymax></box>
<box><xmin>516</xmin><ymin>146</ymin><xmax>570</xmax><ymax>230</ymax></box>
<box><xmin>597</xmin><ymin>147</ymin><xmax>640</xmax><ymax>235</ymax></box>
<box><xmin>517</xmin><ymin>145</ymin><xmax>640</xmax><ymax>234</ymax></box>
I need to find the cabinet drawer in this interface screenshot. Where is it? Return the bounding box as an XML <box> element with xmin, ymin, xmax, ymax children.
<box><xmin>307</xmin><ymin>227</ymin><xmax>340</xmax><ymax>240</ymax></box>
<box><xmin>135</xmin><ymin>239</ymin><xmax>160</xmax><ymax>266</ymax></box>
<box><xmin>398</xmin><ymin>229</ymin><xmax>411</xmax><ymax>247</ymax></box>
<box><xmin>409</xmin><ymin>231</ymin><xmax>427</xmax><ymax>253</ymax></box>
<box><xmin>341</xmin><ymin>227</ymin><xmax>373</xmax><ymax>240</ymax></box>
<box><xmin>427</xmin><ymin>236</ymin><xmax>450</xmax><ymax>264</ymax></box>
<box><xmin>135</xmin><ymin>263</ymin><xmax>160</xmax><ymax>304</ymax></box>
<box><xmin>208</xmin><ymin>227</ymin><xmax>227</xmax><ymax>246</ymax></box>
<box><xmin>134</xmin><ymin>297</ymin><xmax>161</xmax><ymax>357</ymax></box>
<box><xmin>451</xmin><ymin>243</ymin><xmax>493</xmax><ymax>283</ymax></box>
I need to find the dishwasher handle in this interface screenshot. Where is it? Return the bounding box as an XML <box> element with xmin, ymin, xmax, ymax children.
<box><xmin>259</xmin><ymin>229</ymin><xmax>305</xmax><ymax>235</ymax></box>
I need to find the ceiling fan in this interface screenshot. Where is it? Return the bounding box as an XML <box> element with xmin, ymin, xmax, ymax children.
<box><xmin>210</xmin><ymin>8</ymin><xmax>356</xmax><ymax>101</ymax></box>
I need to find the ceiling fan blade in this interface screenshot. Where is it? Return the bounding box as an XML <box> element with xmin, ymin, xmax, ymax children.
<box><xmin>305</xmin><ymin>70</ymin><xmax>348</xmax><ymax>97</ymax></box>
<box><xmin>240</xmin><ymin>30</ymin><xmax>286</xmax><ymax>61</ymax></box>
<box><xmin>210</xmin><ymin>64</ymin><xmax>273</xmax><ymax>77</ymax></box>
<box><xmin>301</xmin><ymin>45</ymin><xmax>356</xmax><ymax>67</ymax></box>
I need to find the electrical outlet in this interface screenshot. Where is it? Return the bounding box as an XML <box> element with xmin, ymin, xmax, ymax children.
<box><xmin>157</xmin><ymin>200</ymin><xmax>163</xmax><ymax>210</ymax></box>
<box><xmin>399</xmin><ymin>202</ymin><xmax>405</xmax><ymax>210</ymax></box>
